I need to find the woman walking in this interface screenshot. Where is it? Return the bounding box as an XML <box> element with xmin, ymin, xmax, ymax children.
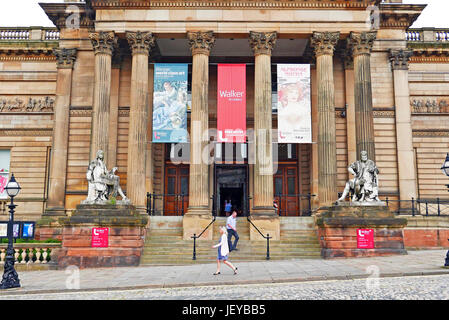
<box><xmin>212</xmin><ymin>227</ymin><xmax>238</xmax><ymax>275</ymax></box>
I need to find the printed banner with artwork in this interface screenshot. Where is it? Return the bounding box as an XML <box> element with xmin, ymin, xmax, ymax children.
<box><xmin>217</xmin><ymin>64</ymin><xmax>246</xmax><ymax>143</ymax></box>
<box><xmin>152</xmin><ymin>64</ymin><xmax>188</xmax><ymax>143</ymax></box>
<box><xmin>0</xmin><ymin>150</ymin><xmax>10</xmax><ymax>199</ymax></box>
<box><xmin>277</xmin><ymin>64</ymin><xmax>311</xmax><ymax>143</ymax></box>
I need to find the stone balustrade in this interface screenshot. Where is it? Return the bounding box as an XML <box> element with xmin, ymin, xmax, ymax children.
<box><xmin>0</xmin><ymin>27</ymin><xmax>59</xmax><ymax>41</ymax></box>
<box><xmin>407</xmin><ymin>28</ymin><xmax>449</xmax><ymax>42</ymax></box>
<box><xmin>0</xmin><ymin>243</ymin><xmax>60</xmax><ymax>265</ymax></box>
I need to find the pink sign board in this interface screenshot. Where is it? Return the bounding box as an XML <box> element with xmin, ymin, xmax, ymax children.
<box><xmin>92</xmin><ymin>227</ymin><xmax>109</xmax><ymax>248</ymax></box>
<box><xmin>357</xmin><ymin>229</ymin><xmax>374</xmax><ymax>249</ymax></box>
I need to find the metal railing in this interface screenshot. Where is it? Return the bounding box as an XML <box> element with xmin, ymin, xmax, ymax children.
<box><xmin>191</xmin><ymin>216</ymin><xmax>216</xmax><ymax>261</ymax></box>
<box><xmin>384</xmin><ymin>197</ymin><xmax>449</xmax><ymax>216</ymax></box>
<box><xmin>146</xmin><ymin>192</ymin><xmax>188</xmax><ymax>216</ymax></box>
<box><xmin>246</xmin><ymin>216</ymin><xmax>272</xmax><ymax>260</ymax></box>
<box><xmin>273</xmin><ymin>193</ymin><xmax>316</xmax><ymax>216</ymax></box>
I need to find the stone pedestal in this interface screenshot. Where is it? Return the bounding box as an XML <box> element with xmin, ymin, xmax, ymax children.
<box><xmin>57</xmin><ymin>204</ymin><xmax>148</xmax><ymax>268</ymax></box>
<box><xmin>316</xmin><ymin>203</ymin><xmax>407</xmax><ymax>258</ymax></box>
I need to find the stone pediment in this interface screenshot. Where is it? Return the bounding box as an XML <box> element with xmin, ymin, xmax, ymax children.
<box><xmin>91</xmin><ymin>0</ymin><xmax>382</xmax><ymax>10</ymax></box>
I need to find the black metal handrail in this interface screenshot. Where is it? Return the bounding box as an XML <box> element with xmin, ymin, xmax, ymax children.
<box><xmin>384</xmin><ymin>197</ymin><xmax>449</xmax><ymax>216</ymax></box>
<box><xmin>273</xmin><ymin>193</ymin><xmax>316</xmax><ymax>216</ymax></box>
<box><xmin>146</xmin><ymin>192</ymin><xmax>187</xmax><ymax>216</ymax></box>
<box><xmin>191</xmin><ymin>216</ymin><xmax>216</xmax><ymax>260</ymax></box>
<box><xmin>246</xmin><ymin>216</ymin><xmax>272</xmax><ymax>260</ymax></box>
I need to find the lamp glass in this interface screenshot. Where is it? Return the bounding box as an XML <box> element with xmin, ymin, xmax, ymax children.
<box><xmin>442</xmin><ymin>154</ymin><xmax>449</xmax><ymax>177</ymax></box>
<box><xmin>5</xmin><ymin>175</ymin><xmax>21</xmax><ymax>198</ymax></box>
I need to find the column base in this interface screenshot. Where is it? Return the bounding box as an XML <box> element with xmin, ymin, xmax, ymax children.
<box><xmin>182</xmin><ymin>213</ymin><xmax>214</xmax><ymax>241</ymax></box>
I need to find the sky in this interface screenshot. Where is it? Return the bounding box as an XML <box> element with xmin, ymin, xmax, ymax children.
<box><xmin>0</xmin><ymin>0</ymin><xmax>447</xmax><ymax>28</ymax></box>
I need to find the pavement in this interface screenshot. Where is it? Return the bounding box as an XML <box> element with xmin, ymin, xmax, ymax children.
<box><xmin>0</xmin><ymin>249</ymin><xmax>448</xmax><ymax>296</ymax></box>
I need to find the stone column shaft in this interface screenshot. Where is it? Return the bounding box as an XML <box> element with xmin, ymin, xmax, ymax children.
<box><xmin>126</xmin><ymin>31</ymin><xmax>155</xmax><ymax>210</ymax></box>
<box><xmin>46</xmin><ymin>48</ymin><xmax>77</xmax><ymax>212</ymax></box>
<box><xmin>187</xmin><ymin>31</ymin><xmax>215</xmax><ymax>215</ymax></box>
<box><xmin>349</xmin><ymin>32</ymin><xmax>377</xmax><ymax>160</ymax></box>
<box><xmin>343</xmin><ymin>56</ymin><xmax>357</xmax><ymax>164</ymax></box>
<box><xmin>89</xmin><ymin>32</ymin><xmax>116</xmax><ymax>161</ymax></box>
<box><xmin>249</xmin><ymin>31</ymin><xmax>277</xmax><ymax>215</ymax></box>
<box><xmin>390</xmin><ymin>49</ymin><xmax>417</xmax><ymax>201</ymax></box>
<box><xmin>311</xmin><ymin>31</ymin><xmax>339</xmax><ymax>207</ymax></box>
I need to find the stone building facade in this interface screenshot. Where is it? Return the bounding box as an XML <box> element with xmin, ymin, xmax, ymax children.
<box><xmin>0</xmin><ymin>0</ymin><xmax>448</xmax><ymax>251</ymax></box>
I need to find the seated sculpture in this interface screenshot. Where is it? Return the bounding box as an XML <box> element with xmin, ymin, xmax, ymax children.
<box><xmin>82</xmin><ymin>150</ymin><xmax>130</xmax><ymax>205</ymax></box>
<box><xmin>337</xmin><ymin>150</ymin><xmax>381</xmax><ymax>203</ymax></box>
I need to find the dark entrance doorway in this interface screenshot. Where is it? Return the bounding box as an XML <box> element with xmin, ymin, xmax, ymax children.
<box><xmin>215</xmin><ymin>165</ymin><xmax>248</xmax><ymax>217</ymax></box>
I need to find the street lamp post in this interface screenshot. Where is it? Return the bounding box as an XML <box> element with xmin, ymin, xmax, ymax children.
<box><xmin>441</xmin><ymin>154</ymin><xmax>449</xmax><ymax>267</ymax></box>
<box><xmin>0</xmin><ymin>174</ymin><xmax>21</xmax><ymax>289</ymax></box>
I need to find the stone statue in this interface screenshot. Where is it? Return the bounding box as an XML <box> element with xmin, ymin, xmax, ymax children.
<box><xmin>337</xmin><ymin>150</ymin><xmax>381</xmax><ymax>203</ymax></box>
<box><xmin>82</xmin><ymin>150</ymin><xmax>130</xmax><ymax>205</ymax></box>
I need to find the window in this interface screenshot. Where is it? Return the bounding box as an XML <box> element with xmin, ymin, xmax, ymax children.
<box><xmin>0</xmin><ymin>150</ymin><xmax>11</xmax><ymax>199</ymax></box>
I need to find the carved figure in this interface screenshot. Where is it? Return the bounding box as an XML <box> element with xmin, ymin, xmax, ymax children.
<box><xmin>337</xmin><ymin>150</ymin><xmax>381</xmax><ymax>203</ymax></box>
<box><xmin>82</xmin><ymin>150</ymin><xmax>130</xmax><ymax>204</ymax></box>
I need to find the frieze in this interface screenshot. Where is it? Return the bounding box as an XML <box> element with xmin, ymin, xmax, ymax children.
<box><xmin>0</xmin><ymin>129</ymin><xmax>53</xmax><ymax>137</ymax></box>
<box><xmin>91</xmin><ymin>0</ymin><xmax>380</xmax><ymax>9</ymax></box>
<box><xmin>411</xmin><ymin>98</ymin><xmax>449</xmax><ymax>114</ymax></box>
<box><xmin>413</xmin><ymin>129</ymin><xmax>449</xmax><ymax>137</ymax></box>
<box><xmin>0</xmin><ymin>96</ymin><xmax>55</xmax><ymax>113</ymax></box>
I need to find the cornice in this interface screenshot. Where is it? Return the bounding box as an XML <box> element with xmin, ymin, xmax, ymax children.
<box><xmin>40</xmin><ymin>2</ymin><xmax>95</xmax><ymax>31</ymax></box>
<box><xmin>379</xmin><ymin>3</ymin><xmax>426</xmax><ymax>30</ymax></box>
<box><xmin>92</xmin><ymin>0</ymin><xmax>381</xmax><ymax>10</ymax></box>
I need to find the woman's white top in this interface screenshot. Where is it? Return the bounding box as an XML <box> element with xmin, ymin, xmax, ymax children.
<box><xmin>213</xmin><ymin>233</ymin><xmax>229</xmax><ymax>257</ymax></box>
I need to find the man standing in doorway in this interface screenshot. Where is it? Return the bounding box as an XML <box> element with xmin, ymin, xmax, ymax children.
<box><xmin>226</xmin><ymin>209</ymin><xmax>239</xmax><ymax>252</ymax></box>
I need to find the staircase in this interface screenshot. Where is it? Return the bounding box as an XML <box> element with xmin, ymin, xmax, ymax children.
<box><xmin>140</xmin><ymin>216</ymin><xmax>321</xmax><ymax>265</ymax></box>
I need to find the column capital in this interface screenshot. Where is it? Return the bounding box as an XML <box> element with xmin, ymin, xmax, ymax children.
<box><xmin>126</xmin><ymin>31</ymin><xmax>156</xmax><ymax>56</ymax></box>
<box><xmin>249</xmin><ymin>31</ymin><xmax>277</xmax><ymax>56</ymax></box>
<box><xmin>310</xmin><ymin>32</ymin><xmax>340</xmax><ymax>57</ymax></box>
<box><xmin>53</xmin><ymin>48</ymin><xmax>77</xmax><ymax>69</ymax></box>
<box><xmin>348</xmin><ymin>31</ymin><xmax>377</xmax><ymax>57</ymax></box>
<box><xmin>187</xmin><ymin>31</ymin><xmax>216</xmax><ymax>56</ymax></box>
<box><xmin>389</xmin><ymin>49</ymin><xmax>413</xmax><ymax>70</ymax></box>
<box><xmin>89</xmin><ymin>31</ymin><xmax>117</xmax><ymax>55</ymax></box>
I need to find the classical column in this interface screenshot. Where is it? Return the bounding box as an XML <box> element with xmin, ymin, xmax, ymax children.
<box><xmin>348</xmin><ymin>31</ymin><xmax>377</xmax><ymax>160</ymax></box>
<box><xmin>342</xmin><ymin>49</ymin><xmax>357</xmax><ymax>164</ymax></box>
<box><xmin>186</xmin><ymin>31</ymin><xmax>215</xmax><ymax>216</ymax></box>
<box><xmin>146</xmin><ymin>63</ymin><xmax>155</xmax><ymax>194</ymax></box>
<box><xmin>45</xmin><ymin>48</ymin><xmax>77</xmax><ymax>215</ymax></box>
<box><xmin>182</xmin><ymin>31</ymin><xmax>215</xmax><ymax>240</ymax></box>
<box><xmin>108</xmin><ymin>47</ymin><xmax>122</xmax><ymax>169</ymax></box>
<box><xmin>126</xmin><ymin>31</ymin><xmax>156</xmax><ymax>211</ymax></box>
<box><xmin>389</xmin><ymin>49</ymin><xmax>418</xmax><ymax>202</ymax></box>
<box><xmin>249</xmin><ymin>31</ymin><xmax>277</xmax><ymax>216</ymax></box>
<box><xmin>311</xmin><ymin>31</ymin><xmax>340</xmax><ymax>207</ymax></box>
<box><xmin>89</xmin><ymin>31</ymin><xmax>116</xmax><ymax>161</ymax></box>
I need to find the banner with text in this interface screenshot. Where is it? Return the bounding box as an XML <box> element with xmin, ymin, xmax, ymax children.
<box><xmin>152</xmin><ymin>63</ymin><xmax>188</xmax><ymax>143</ymax></box>
<box><xmin>217</xmin><ymin>64</ymin><xmax>246</xmax><ymax>143</ymax></box>
<box><xmin>277</xmin><ymin>64</ymin><xmax>311</xmax><ymax>143</ymax></box>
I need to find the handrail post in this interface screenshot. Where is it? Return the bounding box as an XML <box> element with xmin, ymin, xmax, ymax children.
<box><xmin>152</xmin><ymin>192</ymin><xmax>156</xmax><ymax>216</ymax></box>
<box><xmin>181</xmin><ymin>193</ymin><xmax>185</xmax><ymax>216</ymax></box>
<box><xmin>411</xmin><ymin>197</ymin><xmax>415</xmax><ymax>216</ymax></box>
<box><xmin>426</xmin><ymin>200</ymin><xmax>429</xmax><ymax>216</ymax></box>
<box><xmin>266</xmin><ymin>234</ymin><xmax>270</xmax><ymax>260</ymax></box>
<box><xmin>386</xmin><ymin>197</ymin><xmax>389</xmax><ymax>207</ymax></box>
<box><xmin>437</xmin><ymin>197</ymin><xmax>441</xmax><ymax>216</ymax></box>
<box><xmin>308</xmin><ymin>193</ymin><xmax>312</xmax><ymax>216</ymax></box>
<box><xmin>192</xmin><ymin>234</ymin><xmax>197</xmax><ymax>260</ymax></box>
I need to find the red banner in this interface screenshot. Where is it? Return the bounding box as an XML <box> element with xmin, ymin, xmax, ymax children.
<box><xmin>217</xmin><ymin>64</ymin><xmax>246</xmax><ymax>143</ymax></box>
